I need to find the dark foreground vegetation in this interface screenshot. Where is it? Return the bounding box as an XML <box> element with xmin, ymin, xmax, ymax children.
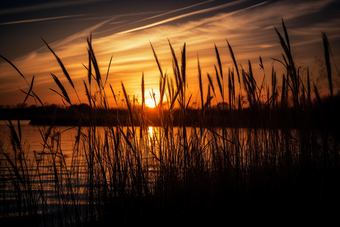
<box><xmin>1</xmin><ymin>20</ymin><xmax>340</xmax><ymax>226</ymax></box>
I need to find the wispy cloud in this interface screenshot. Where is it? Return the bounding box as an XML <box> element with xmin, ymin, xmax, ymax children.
<box><xmin>0</xmin><ymin>0</ymin><xmax>106</xmax><ymax>15</ymax></box>
<box><xmin>136</xmin><ymin>0</ymin><xmax>215</xmax><ymax>23</ymax></box>
<box><xmin>0</xmin><ymin>14</ymin><xmax>87</xmax><ymax>25</ymax></box>
<box><xmin>117</xmin><ymin>0</ymin><xmax>250</xmax><ymax>34</ymax></box>
<box><xmin>0</xmin><ymin>0</ymin><xmax>339</xmax><ymax>105</ymax></box>
<box><xmin>45</xmin><ymin>17</ymin><xmax>116</xmax><ymax>49</ymax></box>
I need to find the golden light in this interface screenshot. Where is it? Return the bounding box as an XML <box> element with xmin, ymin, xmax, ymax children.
<box><xmin>148</xmin><ymin>126</ymin><xmax>153</xmax><ymax>137</ymax></box>
<box><xmin>145</xmin><ymin>98</ymin><xmax>157</xmax><ymax>108</ymax></box>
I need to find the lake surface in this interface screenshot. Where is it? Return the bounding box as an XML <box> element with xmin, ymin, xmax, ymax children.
<box><xmin>1</xmin><ymin>120</ymin><xmax>76</xmax><ymax>158</ymax></box>
<box><xmin>0</xmin><ymin>120</ymin><xmax>174</xmax><ymax>216</ymax></box>
<box><xmin>1</xmin><ymin>120</ymin><xmax>165</xmax><ymax>165</ymax></box>
<box><xmin>0</xmin><ymin>119</ymin><xmax>304</xmax><ymax>222</ymax></box>
<box><xmin>0</xmin><ymin>119</ymin><xmax>302</xmax><ymax>170</ymax></box>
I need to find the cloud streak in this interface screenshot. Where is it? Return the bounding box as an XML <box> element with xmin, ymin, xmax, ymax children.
<box><xmin>0</xmin><ymin>0</ymin><xmax>105</xmax><ymax>15</ymax></box>
<box><xmin>136</xmin><ymin>0</ymin><xmax>215</xmax><ymax>23</ymax></box>
<box><xmin>0</xmin><ymin>14</ymin><xmax>87</xmax><ymax>25</ymax></box>
<box><xmin>117</xmin><ymin>0</ymin><xmax>251</xmax><ymax>34</ymax></box>
<box><xmin>0</xmin><ymin>0</ymin><xmax>339</xmax><ymax>106</ymax></box>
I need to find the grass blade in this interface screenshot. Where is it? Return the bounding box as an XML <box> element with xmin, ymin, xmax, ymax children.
<box><xmin>186</xmin><ymin>93</ymin><xmax>192</xmax><ymax>109</ymax></box>
<box><xmin>207</xmin><ymin>73</ymin><xmax>216</xmax><ymax>98</ymax></box>
<box><xmin>84</xmin><ymin>80</ymin><xmax>92</xmax><ymax>106</ymax></box>
<box><xmin>110</xmin><ymin>84</ymin><xmax>118</xmax><ymax>106</ymax></box>
<box><xmin>307</xmin><ymin>68</ymin><xmax>311</xmax><ymax>104</ymax></box>
<box><xmin>197</xmin><ymin>55</ymin><xmax>204</xmax><ymax>110</ymax></box>
<box><xmin>0</xmin><ymin>55</ymin><xmax>28</xmax><ymax>83</ymax></box>
<box><xmin>41</xmin><ymin>38</ymin><xmax>75</xmax><ymax>89</ymax></box>
<box><xmin>181</xmin><ymin>43</ymin><xmax>186</xmax><ymax>85</ymax></box>
<box><xmin>50</xmin><ymin>73</ymin><xmax>71</xmax><ymax>105</ymax></box>
<box><xmin>142</xmin><ymin>73</ymin><xmax>145</xmax><ymax>111</ymax></box>
<box><xmin>226</xmin><ymin>39</ymin><xmax>240</xmax><ymax>84</ymax></box>
<box><xmin>121</xmin><ymin>82</ymin><xmax>135</xmax><ymax>134</ymax></box>
<box><xmin>104</xmin><ymin>55</ymin><xmax>113</xmax><ymax>87</ymax></box>
<box><xmin>322</xmin><ymin>32</ymin><xmax>333</xmax><ymax>98</ymax></box>
<box><xmin>20</xmin><ymin>75</ymin><xmax>35</xmax><ymax>107</ymax></box>
<box><xmin>150</xmin><ymin>41</ymin><xmax>164</xmax><ymax>78</ymax></box>
<box><xmin>281</xmin><ymin>18</ymin><xmax>291</xmax><ymax>52</ymax></box>
<box><xmin>87</xmin><ymin>34</ymin><xmax>102</xmax><ymax>88</ymax></box>
<box><xmin>168</xmin><ymin>39</ymin><xmax>181</xmax><ymax>86</ymax></box>
<box><xmin>87</xmin><ymin>50</ymin><xmax>92</xmax><ymax>85</ymax></box>
<box><xmin>215</xmin><ymin>65</ymin><xmax>223</xmax><ymax>100</ymax></box>
<box><xmin>215</xmin><ymin>44</ymin><xmax>223</xmax><ymax>80</ymax></box>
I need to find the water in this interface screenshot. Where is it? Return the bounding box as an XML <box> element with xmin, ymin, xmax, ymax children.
<box><xmin>0</xmin><ymin>120</ymin><xmax>302</xmax><ymax>180</ymax></box>
<box><xmin>0</xmin><ymin>119</ymin><xmax>308</xmax><ymax>223</ymax></box>
<box><xmin>1</xmin><ymin>120</ymin><xmax>78</xmax><ymax>157</ymax></box>
<box><xmin>0</xmin><ymin>121</ymin><xmax>167</xmax><ymax>220</ymax></box>
<box><xmin>0</xmin><ymin>121</ymin><xmax>81</xmax><ymax>218</ymax></box>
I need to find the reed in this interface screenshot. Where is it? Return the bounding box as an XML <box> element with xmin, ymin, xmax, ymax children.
<box><xmin>1</xmin><ymin>19</ymin><xmax>339</xmax><ymax>226</ymax></box>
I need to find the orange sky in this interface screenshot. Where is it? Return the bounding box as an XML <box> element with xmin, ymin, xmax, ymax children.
<box><xmin>1</xmin><ymin>0</ymin><xmax>339</xmax><ymax>107</ymax></box>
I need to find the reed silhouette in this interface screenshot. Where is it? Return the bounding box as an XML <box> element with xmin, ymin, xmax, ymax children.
<box><xmin>1</xmin><ymin>19</ymin><xmax>339</xmax><ymax>226</ymax></box>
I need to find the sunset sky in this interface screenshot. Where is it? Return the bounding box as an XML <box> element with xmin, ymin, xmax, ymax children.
<box><xmin>1</xmin><ymin>0</ymin><xmax>339</xmax><ymax>107</ymax></box>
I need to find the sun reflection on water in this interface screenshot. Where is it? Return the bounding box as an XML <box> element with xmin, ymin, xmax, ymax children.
<box><xmin>148</xmin><ymin>126</ymin><xmax>154</xmax><ymax>137</ymax></box>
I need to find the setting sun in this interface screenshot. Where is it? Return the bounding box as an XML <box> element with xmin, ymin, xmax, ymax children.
<box><xmin>145</xmin><ymin>98</ymin><xmax>157</xmax><ymax>108</ymax></box>
<box><xmin>1</xmin><ymin>0</ymin><xmax>340</xmax><ymax>225</ymax></box>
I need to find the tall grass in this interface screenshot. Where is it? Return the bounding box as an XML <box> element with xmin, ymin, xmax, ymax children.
<box><xmin>1</xmin><ymin>19</ymin><xmax>339</xmax><ymax>226</ymax></box>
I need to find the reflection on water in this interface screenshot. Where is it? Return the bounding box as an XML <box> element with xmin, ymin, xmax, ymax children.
<box><xmin>0</xmin><ymin>122</ymin><xmax>168</xmax><ymax>218</ymax></box>
<box><xmin>0</xmin><ymin>122</ymin><xmax>303</xmax><ymax>173</ymax></box>
<box><xmin>0</xmin><ymin>120</ymin><xmax>312</xmax><ymax>221</ymax></box>
<box><xmin>148</xmin><ymin>126</ymin><xmax>153</xmax><ymax>138</ymax></box>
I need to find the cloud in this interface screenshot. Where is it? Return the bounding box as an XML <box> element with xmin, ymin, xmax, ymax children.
<box><xmin>0</xmin><ymin>14</ymin><xmax>87</xmax><ymax>25</ymax></box>
<box><xmin>1</xmin><ymin>0</ymin><xmax>339</xmax><ymax>105</ymax></box>
<box><xmin>46</xmin><ymin>17</ymin><xmax>116</xmax><ymax>49</ymax></box>
<box><xmin>117</xmin><ymin>0</ymin><xmax>251</xmax><ymax>34</ymax></box>
<box><xmin>136</xmin><ymin>0</ymin><xmax>215</xmax><ymax>23</ymax></box>
<box><xmin>0</xmin><ymin>0</ymin><xmax>106</xmax><ymax>15</ymax></box>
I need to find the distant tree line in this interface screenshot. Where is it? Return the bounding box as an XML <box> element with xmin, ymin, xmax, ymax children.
<box><xmin>1</xmin><ymin>92</ymin><xmax>340</xmax><ymax>128</ymax></box>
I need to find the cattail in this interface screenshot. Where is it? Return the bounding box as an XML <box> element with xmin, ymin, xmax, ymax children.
<box><xmin>322</xmin><ymin>32</ymin><xmax>333</xmax><ymax>99</ymax></box>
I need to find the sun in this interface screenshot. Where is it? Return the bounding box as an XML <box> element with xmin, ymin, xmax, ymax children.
<box><xmin>145</xmin><ymin>98</ymin><xmax>156</xmax><ymax>108</ymax></box>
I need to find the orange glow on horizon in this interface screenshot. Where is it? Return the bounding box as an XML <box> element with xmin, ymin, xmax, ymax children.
<box><xmin>0</xmin><ymin>0</ymin><xmax>338</xmax><ymax>106</ymax></box>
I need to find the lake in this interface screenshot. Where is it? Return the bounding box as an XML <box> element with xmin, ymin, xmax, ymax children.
<box><xmin>0</xmin><ymin>119</ymin><xmax>329</xmax><ymax>225</ymax></box>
